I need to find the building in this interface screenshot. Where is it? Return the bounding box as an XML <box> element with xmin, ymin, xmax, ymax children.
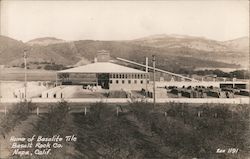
<box><xmin>57</xmin><ymin>51</ymin><xmax>249</xmax><ymax>93</ymax></box>
<box><xmin>57</xmin><ymin>52</ymin><xmax>149</xmax><ymax>91</ymax></box>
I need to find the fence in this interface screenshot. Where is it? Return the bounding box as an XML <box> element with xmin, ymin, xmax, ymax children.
<box><xmin>0</xmin><ymin>97</ymin><xmax>249</xmax><ymax>104</ymax></box>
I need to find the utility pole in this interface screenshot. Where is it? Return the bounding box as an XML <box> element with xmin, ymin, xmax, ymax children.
<box><xmin>24</xmin><ymin>49</ymin><xmax>27</xmax><ymax>102</ymax></box>
<box><xmin>145</xmin><ymin>57</ymin><xmax>148</xmax><ymax>98</ymax></box>
<box><xmin>0</xmin><ymin>65</ymin><xmax>2</xmax><ymax>102</ymax></box>
<box><xmin>152</xmin><ymin>55</ymin><xmax>156</xmax><ymax>108</ymax></box>
<box><xmin>56</xmin><ymin>73</ymin><xmax>58</xmax><ymax>87</ymax></box>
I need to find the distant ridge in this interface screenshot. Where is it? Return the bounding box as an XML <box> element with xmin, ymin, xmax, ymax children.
<box><xmin>133</xmin><ymin>34</ymin><xmax>249</xmax><ymax>52</ymax></box>
<box><xmin>222</xmin><ymin>36</ymin><xmax>249</xmax><ymax>52</ymax></box>
<box><xmin>0</xmin><ymin>34</ymin><xmax>248</xmax><ymax>70</ymax></box>
<box><xmin>133</xmin><ymin>34</ymin><xmax>207</xmax><ymax>41</ymax></box>
<box><xmin>27</xmin><ymin>37</ymin><xmax>65</xmax><ymax>46</ymax></box>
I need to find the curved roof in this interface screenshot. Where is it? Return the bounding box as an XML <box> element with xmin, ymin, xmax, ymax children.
<box><xmin>58</xmin><ymin>62</ymin><xmax>147</xmax><ymax>74</ymax></box>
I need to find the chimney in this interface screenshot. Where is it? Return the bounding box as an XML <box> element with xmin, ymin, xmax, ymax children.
<box><xmin>96</xmin><ymin>50</ymin><xmax>110</xmax><ymax>62</ymax></box>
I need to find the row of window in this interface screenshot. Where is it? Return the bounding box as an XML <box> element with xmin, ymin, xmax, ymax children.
<box><xmin>109</xmin><ymin>73</ymin><xmax>149</xmax><ymax>79</ymax></box>
<box><xmin>110</xmin><ymin>79</ymin><xmax>149</xmax><ymax>84</ymax></box>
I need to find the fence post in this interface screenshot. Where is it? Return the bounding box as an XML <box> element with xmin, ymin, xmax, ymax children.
<box><xmin>36</xmin><ymin>107</ymin><xmax>39</xmax><ymax>116</ymax></box>
<box><xmin>84</xmin><ymin>107</ymin><xmax>87</xmax><ymax>116</ymax></box>
<box><xmin>116</xmin><ymin>107</ymin><xmax>119</xmax><ymax>116</ymax></box>
<box><xmin>198</xmin><ymin>111</ymin><xmax>201</xmax><ymax>117</ymax></box>
<box><xmin>214</xmin><ymin>112</ymin><xmax>217</xmax><ymax>118</ymax></box>
<box><xmin>4</xmin><ymin>106</ymin><xmax>6</xmax><ymax>115</ymax></box>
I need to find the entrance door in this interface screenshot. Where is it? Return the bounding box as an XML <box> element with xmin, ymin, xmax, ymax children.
<box><xmin>97</xmin><ymin>73</ymin><xmax>110</xmax><ymax>89</ymax></box>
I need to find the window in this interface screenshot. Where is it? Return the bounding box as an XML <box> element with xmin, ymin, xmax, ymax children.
<box><xmin>119</xmin><ymin>74</ymin><xmax>122</xmax><ymax>78</ymax></box>
<box><xmin>141</xmin><ymin>80</ymin><xmax>143</xmax><ymax>84</ymax></box>
<box><xmin>116</xmin><ymin>74</ymin><xmax>119</xmax><ymax>78</ymax></box>
<box><xmin>128</xmin><ymin>80</ymin><xmax>131</xmax><ymax>84</ymax></box>
<box><xmin>122</xmin><ymin>80</ymin><xmax>125</xmax><ymax>84</ymax></box>
<box><xmin>110</xmin><ymin>80</ymin><xmax>113</xmax><ymax>84</ymax></box>
<box><xmin>134</xmin><ymin>80</ymin><xmax>137</xmax><ymax>84</ymax></box>
<box><xmin>125</xmin><ymin>74</ymin><xmax>128</xmax><ymax>79</ymax></box>
<box><xmin>116</xmin><ymin>80</ymin><xmax>119</xmax><ymax>84</ymax></box>
<box><xmin>147</xmin><ymin>80</ymin><xmax>149</xmax><ymax>84</ymax></box>
<box><xmin>122</xmin><ymin>74</ymin><xmax>125</xmax><ymax>79</ymax></box>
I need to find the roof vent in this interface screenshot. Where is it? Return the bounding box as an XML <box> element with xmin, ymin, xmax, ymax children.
<box><xmin>96</xmin><ymin>50</ymin><xmax>110</xmax><ymax>62</ymax></box>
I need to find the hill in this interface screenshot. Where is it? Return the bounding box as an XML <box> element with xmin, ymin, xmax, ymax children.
<box><xmin>222</xmin><ymin>36</ymin><xmax>249</xmax><ymax>52</ymax></box>
<box><xmin>133</xmin><ymin>34</ymin><xmax>228</xmax><ymax>52</ymax></box>
<box><xmin>0</xmin><ymin>36</ymin><xmax>26</xmax><ymax>65</ymax></box>
<box><xmin>132</xmin><ymin>34</ymin><xmax>249</xmax><ymax>68</ymax></box>
<box><xmin>71</xmin><ymin>40</ymin><xmax>238</xmax><ymax>72</ymax></box>
<box><xmin>0</xmin><ymin>35</ymin><xmax>247</xmax><ymax>72</ymax></box>
<box><xmin>26</xmin><ymin>37</ymin><xmax>65</xmax><ymax>46</ymax></box>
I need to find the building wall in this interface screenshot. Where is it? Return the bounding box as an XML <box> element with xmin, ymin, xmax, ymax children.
<box><xmin>109</xmin><ymin>73</ymin><xmax>149</xmax><ymax>90</ymax></box>
<box><xmin>109</xmin><ymin>78</ymin><xmax>148</xmax><ymax>90</ymax></box>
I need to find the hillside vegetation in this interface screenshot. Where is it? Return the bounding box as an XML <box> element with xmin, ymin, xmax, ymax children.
<box><xmin>0</xmin><ymin>102</ymin><xmax>249</xmax><ymax>159</ymax></box>
<box><xmin>0</xmin><ymin>35</ymin><xmax>248</xmax><ymax>71</ymax></box>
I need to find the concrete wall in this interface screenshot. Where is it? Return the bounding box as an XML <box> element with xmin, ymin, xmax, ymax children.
<box><xmin>55</xmin><ymin>86</ymin><xmax>80</xmax><ymax>98</ymax></box>
<box><xmin>109</xmin><ymin>78</ymin><xmax>148</xmax><ymax>90</ymax></box>
<box><xmin>14</xmin><ymin>85</ymin><xmax>47</xmax><ymax>98</ymax></box>
<box><xmin>41</xmin><ymin>86</ymin><xmax>64</xmax><ymax>98</ymax></box>
<box><xmin>0</xmin><ymin>81</ymin><xmax>49</xmax><ymax>98</ymax></box>
<box><xmin>0</xmin><ymin>81</ymin><xmax>24</xmax><ymax>98</ymax></box>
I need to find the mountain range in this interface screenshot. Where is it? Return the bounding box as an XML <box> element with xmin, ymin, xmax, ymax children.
<box><xmin>0</xmin><ymin>34</ymin><xmax>248</xmax><ymax>72</ymax></box>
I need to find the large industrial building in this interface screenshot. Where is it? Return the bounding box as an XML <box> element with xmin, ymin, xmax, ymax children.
<box><xmin>3</xmin><ymin>51</ymin><xmax>248</xmax><ymax>101</ymax></box>
<box><xmin>56</xmin><ymin>51</ymin><xmax>249</xmax><ymax>94</ymax></box>
<box><xmin>57</xmin><ymin>52</ymin><xmax>149</xmax><ymax>91</ymax></box>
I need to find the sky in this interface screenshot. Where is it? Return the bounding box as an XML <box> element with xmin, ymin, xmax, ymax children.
<box><xmin>0</xmin><ymin>0</ymin><xmax>249</xmax><ymax>42</ymax></box>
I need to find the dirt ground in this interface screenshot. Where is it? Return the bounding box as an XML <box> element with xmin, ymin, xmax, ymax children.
<box><xmin>0</xmin><ymin>68</ymin><xmax>56</xmax><ymax>81</ymax></box>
